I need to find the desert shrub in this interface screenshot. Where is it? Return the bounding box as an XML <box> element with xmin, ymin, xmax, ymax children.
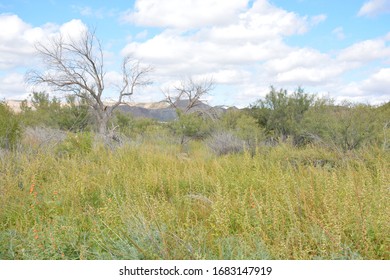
<box><xmin>56</xmin><ymin>95</ymin><xmax>92</xmax><ymax>132</ymax></box>
<box><xmin>113</xmin><ymin>112</ymin><xmax>161</xmax><ymax>137</ymax></box>
<box><xmin>170</xmin><ymin>110</ymin><xmax>213</xmax><ymax>145</ymax></box>
<box><xmin>22</xmin><ymin>126</ymin><xmax>67</xmax><ymax>153</ymax></box>
<box><xmin>301</xmin><ymin>102</ymin><xmax>381</xmax><ymax>151</ymax></box>
<box><xmin>218</xmin><ymin>110</ymin><xmax>264</xmax><ymax>155</ymax></box>
<box><xmin>250</xmin><ymin>86</ymin><xmax>314</xmax><ymax>141</ymax></box>
<box><xmin>20</xmin><ymin>92</ymin><xmax>92</xmax><ymax>132</ymax></box>
<box><xmin>206</xmin><ymin>131</ymin><xmax>244</xmax><ymax>156</ymax></box>
<box><xmin>0</xmin><ymin>101</ymin><xmax>22</xmax><ymax>150</ymax></box>
<box><xmin>55</xmin><ymin>132</ymin><xmax>93</xmax><ymax>157</ymax></box>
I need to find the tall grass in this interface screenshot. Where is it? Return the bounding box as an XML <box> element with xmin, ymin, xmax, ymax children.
<box><xmin>0</xmin><ymin>140</ymin><xmax>389</xmax><ymax>259</ymax></box>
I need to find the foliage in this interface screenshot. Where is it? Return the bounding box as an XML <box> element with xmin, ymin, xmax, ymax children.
<box><xmin>219</xmin><ymin>109</ymin><xmax>264</xmax><ymax>148</ymax></box>
<box><xmin>55</xmin><ymin>132</ymin><xmax>93</xmax><ymax>157</ymax></box>
<box><xmin>0</xmin><ymin>139</ymin><xmax>388</xmax><ymax>260</ymax></box>
<box><xmin>250</xmin><ymin>86</ymin><xmax>315</xmax><ymax>141</ymax></box>
<box><xmin>170</xmin><ymin>110</ymin><xmax>213</xmax><ymax>145</ymax></box>
<box><xmin>0</xmin><ymin>101</ymin><xmax>22</xmax><ymax>150</ymax></box>
<box><xmin>56</xmin><ymin>95</ymin><xmax>92</xmax><ymax>132</ymax></box>
<box><xmin>113</xmin><ymin>111</ymin><xmax>161</xmax><ymax>138</ymax></box>
<box><xmin>301</xmin><ymin>101</ymin><xmax>382</xmax><ymax>151</ymax></box>
<box><xmin>20</xmin><ymin>92</ymin><xmax>92</xmax><ymax>132</ymax></box>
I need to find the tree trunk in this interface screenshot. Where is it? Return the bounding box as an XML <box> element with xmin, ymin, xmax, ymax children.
<box><xmin>96</xmin><ymin>109</ymin><xmax>110</xmax><ymax>135</ymax></box>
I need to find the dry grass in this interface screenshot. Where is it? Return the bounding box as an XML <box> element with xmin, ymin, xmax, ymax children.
<box><xmin>0</xmin><ymin>139</ymin><xmax>389</xmax><ymax>259</ymax></box>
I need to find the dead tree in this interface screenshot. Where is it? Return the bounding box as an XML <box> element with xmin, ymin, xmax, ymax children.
<box><xmin>163</xmin><ymin>77</ymin><xmax>217</xmax><ymax>147</ymax></box>
<box><xmin>163</xmin><ymin>77</ymin><xmax>215</xmax><ymax>116</ymax></box>
<box><xmin>26</xmin><ymin>29</ymin><xmax>152</xmax><ymax>135</ymax></box>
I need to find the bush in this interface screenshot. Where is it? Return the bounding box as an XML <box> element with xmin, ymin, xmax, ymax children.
<box><xmin>23</xmin><ymin>127</ymin><xmax>67</xmax><ymax>150</ymax></box>
<box><xmin>20</xmin><ymin>92</ymin><xmax>92</xmax><ymax>132</ymax></box>
<box><xmin>56</xmin><ymin>132</ymin><xmax>93</xmax><ymax>157</ymax></box>
<box><xmin>301</xmin><ymin>102</ymin><xmax>381</xmax><ymax>151</ymax></box>
<box><xmin>206</xmin><ymin>131</ymin><xmax>244</xmax><ymax>156</ymax></box>
<box><xmin>170</xmin><ymin>110</ymin><xmax>213</xmax><ymax>145</ymax></box>
<box><xmin>0</xmin><ymin>102</ymin><xmax>22</xmax><ymax>150</ymax></box>
<box><xmin>250</xmin><ymin>87</ymin><xmax>314</xmax><ymax>141</ymax></box>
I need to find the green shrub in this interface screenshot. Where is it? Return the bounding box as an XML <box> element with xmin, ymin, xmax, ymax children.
<box><xmin>170</xmin><ymin>110</ymin><xmax>213</xmax><ymax>145</ymax></box>
<box><xmin>20</xmin><ymin>92</ymin><xmax>92</xmax><ymax>132</ymax></box>
<box><xmin>0</xmin><ymin>102</ymin><xmax>22</xmax><ymax>150</ymax></box>
<box><xmin>56</xmin><ymin>132</ymin><xmax>93</xmax><ymax>157</ymax></box>
<box><xmin>250</xmin><ymin>86</ymin><xmax>314</xmax><ymax>141</ymax></box>
<box><xmin>301</xmin><ymin>102</ymin><xmax>381</xmax><ymax>151</ymax></box>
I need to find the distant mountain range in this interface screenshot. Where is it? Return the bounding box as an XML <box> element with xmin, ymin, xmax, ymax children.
<box><xmin>114</xmin><ymin>100</ymin><xmax>237</xmax><ymax>121</ymax></box>
<box><xmin>5</xmin><ymin>99</ymin><xmax>239</xmax><ymax>121</ymax></box>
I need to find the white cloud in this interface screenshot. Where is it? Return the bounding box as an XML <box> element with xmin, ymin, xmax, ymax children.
<box><xmin>0</xmin><ymin>14</ymin><xmax>88</xmax><ymax>70</ymax></box>
<box><xmin>0</xmin><ymin>15</ymin><xmax>89</xmax><ymax>100</ymax></box>
<box><xmin>59</xmin><ymin>19</ymin><xmax>88</xmax><ymax>42</ymax></box>
<box><xmin>358</xmin><ymin>0</ymin><xmax>390</xmax><ymax>17</ymax></box>
<box><xmin>0</xmin><ymin>14</ymin><xmax>41</xmax><ymax>69</ymax></box>
<box><xmin>334</xmin><ymin>68</ymin><xmax>390</xmax><ymax>104</ymax></box>
<box><xmin>0</xmin><ymin>73</ymin><xmax>28</xmax><ymax>99</ymax></box>
<box><xmin>360</xmin><ymin>68</ymin><xmax>390</xmax><ymax>96</ymax></box>
<box><xmin>121</xmin><ymin>0</ymin><xmax>312</xmax><ymax>84</ymax></box>
<box><xmin>263</xmin><ymin>48</ymin><xmax>347</xmax><ymax>86</ymax></box>
<box><xmin>1</xmin><ymin>1</ymin><xmax>389</xmax><ymax>106</ymax></box>
<box><xmin>199</xmin><ymin>1</ymin><xmax>309</xmax><ymax>44</ymax></box>
<box><xmin>119</xmin><ymin>0</ymin><xmax>390</xmax><ymax>105</ymax></box>
<box><xmin>124</xmin><ymin>0</ymin><xmax>248</xmax><ymax>30</ymax></box>
<box><xmin>337</xmin><ymin>37</ymin><xmax>390</xmax><ymax>63</ymax></box>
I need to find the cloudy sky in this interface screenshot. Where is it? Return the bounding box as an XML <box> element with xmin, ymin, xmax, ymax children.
<box><xmin>0</xmin><ymin>0</ymin><xmax>389</xmax><ymax>107</ymax></box>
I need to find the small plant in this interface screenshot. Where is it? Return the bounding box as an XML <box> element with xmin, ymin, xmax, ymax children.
<box><xmin>55</xmin><ymin>132</ymin><xmax>93</xmax><ymax>157</ymax></box>
<box><xmin>206</xmin><ymin>131</ymin><xmax>243</xmax><ymax>156</ymax></box>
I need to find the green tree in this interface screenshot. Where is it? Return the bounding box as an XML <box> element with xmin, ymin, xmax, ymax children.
<box><xmin>250</xmin><ymin>86</ymin><xmax>314</xmax><ymax>141</ymax></box>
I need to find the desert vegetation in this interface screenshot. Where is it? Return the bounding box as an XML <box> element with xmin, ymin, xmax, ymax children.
<box><xmin>0</xmin><ymin>87</ymin><xmax>389</xmax><ymax>260</ymax></box>
<box><xmin>1</xmin><ymin>28</ymin><xmax>389</xmax><ymax>260</ymax></box>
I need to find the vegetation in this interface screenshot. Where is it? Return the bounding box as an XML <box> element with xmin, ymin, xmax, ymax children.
<box><xmin>0</xmin><ymin>87</ymin><xmax>389</xmax><ymax>260</ymax></box>
<box><xmin>0</xmin><ymin>101</ymin><xmax>22</xmax><ymax>150</ymax></box>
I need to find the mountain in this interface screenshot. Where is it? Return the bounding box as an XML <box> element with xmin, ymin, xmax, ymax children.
<box><xmin>5</xmin><ymin>99</ymin><xmax>235</xmax><ymax>121</ymax></box>
<box><xmin>114</xmin><ymin>100</ymin><xmax>228</xmax><ymax>121</ymax></box>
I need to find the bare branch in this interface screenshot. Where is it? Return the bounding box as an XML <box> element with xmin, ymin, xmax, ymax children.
<box><xmin>163</xmin><ymin>77</ymin><xmax>215</xmax><ymax>113</ymax></box>
<box><xmin>112</xmin><ymin>56</ymin><xmax>153</xmax><ymax>111</ymax></box>
<box><xmin>25</xmin><ymin>28</ymin><xmax>152</xmax><ymax>135</ymax></box>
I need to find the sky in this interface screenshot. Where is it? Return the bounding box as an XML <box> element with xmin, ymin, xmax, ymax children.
<box><xmin>0</xmin><ymin>0</ymin><xmax>389</xmax><ymax>107</ymax></box>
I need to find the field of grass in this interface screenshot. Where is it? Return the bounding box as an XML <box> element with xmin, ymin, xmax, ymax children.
<box><xmin>0</xmin><ymin>140</ymin><xmax>389</xmax><ymax>260</ymax></box>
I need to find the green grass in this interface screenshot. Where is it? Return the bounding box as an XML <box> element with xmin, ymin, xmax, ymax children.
<box><xmin>0</xmin><ymin>141</ymin><xmax>389</xmax><ymax>259</ymax></box>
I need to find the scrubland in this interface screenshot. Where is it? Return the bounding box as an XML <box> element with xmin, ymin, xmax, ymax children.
<box><xmin>1</xmin><ymin>137</ymin><xmax>388</xmax><ymax>259</ymax></box>
<box><xmin>1</xmin><ymin>91</ymin><xmax>389</xmax><ymax>259</ymax></box>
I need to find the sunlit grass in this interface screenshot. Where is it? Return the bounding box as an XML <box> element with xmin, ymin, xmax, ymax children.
<box><xmin>0</xmin><ymin>141</ymin><xmax>389</xmax><ymax>259</ymax></box>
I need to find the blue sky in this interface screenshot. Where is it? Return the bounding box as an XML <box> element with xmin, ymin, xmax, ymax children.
<box><xmin>0</xmin><ymin>0</ymin><xmax>389</xmax><ymax>107</ymax></box>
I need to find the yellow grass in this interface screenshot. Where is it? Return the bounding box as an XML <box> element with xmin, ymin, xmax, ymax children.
<box><xmin>0</xmin><ymin>141</ymin><xmax>389</xmax><ymax>259</ymax></box>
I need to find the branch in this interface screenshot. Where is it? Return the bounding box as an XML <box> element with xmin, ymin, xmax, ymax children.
<box><xmin>111</xmin><ymin>56</ymin><xmax>153</xmax><ymax>110</ymax></box>
<box><xmin>163</xmin><ymin>77</ymin><xmax>214</xmax><ymax>113</ymax></box>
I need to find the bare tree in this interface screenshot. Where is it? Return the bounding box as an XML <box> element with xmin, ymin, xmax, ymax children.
<box><xmin>26</xmin><ymin>29</ymin><xmax>152</xmax><ymax>135</ymax></box>
<box><xmin>163</xmin><ymin>77</ymin><xmax>215</xmax><ymax>115</ymax></box>
<box><xmin>163</xmin><ymin>77</ymin><xmax>217</xmax><ymax>147</ymax></box>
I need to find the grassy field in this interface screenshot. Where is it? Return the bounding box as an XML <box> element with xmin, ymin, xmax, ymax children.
<box><xmin>0</xmin><ymin>140</ymin><xmax>389</xmax><ymax>260</ymax></box>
